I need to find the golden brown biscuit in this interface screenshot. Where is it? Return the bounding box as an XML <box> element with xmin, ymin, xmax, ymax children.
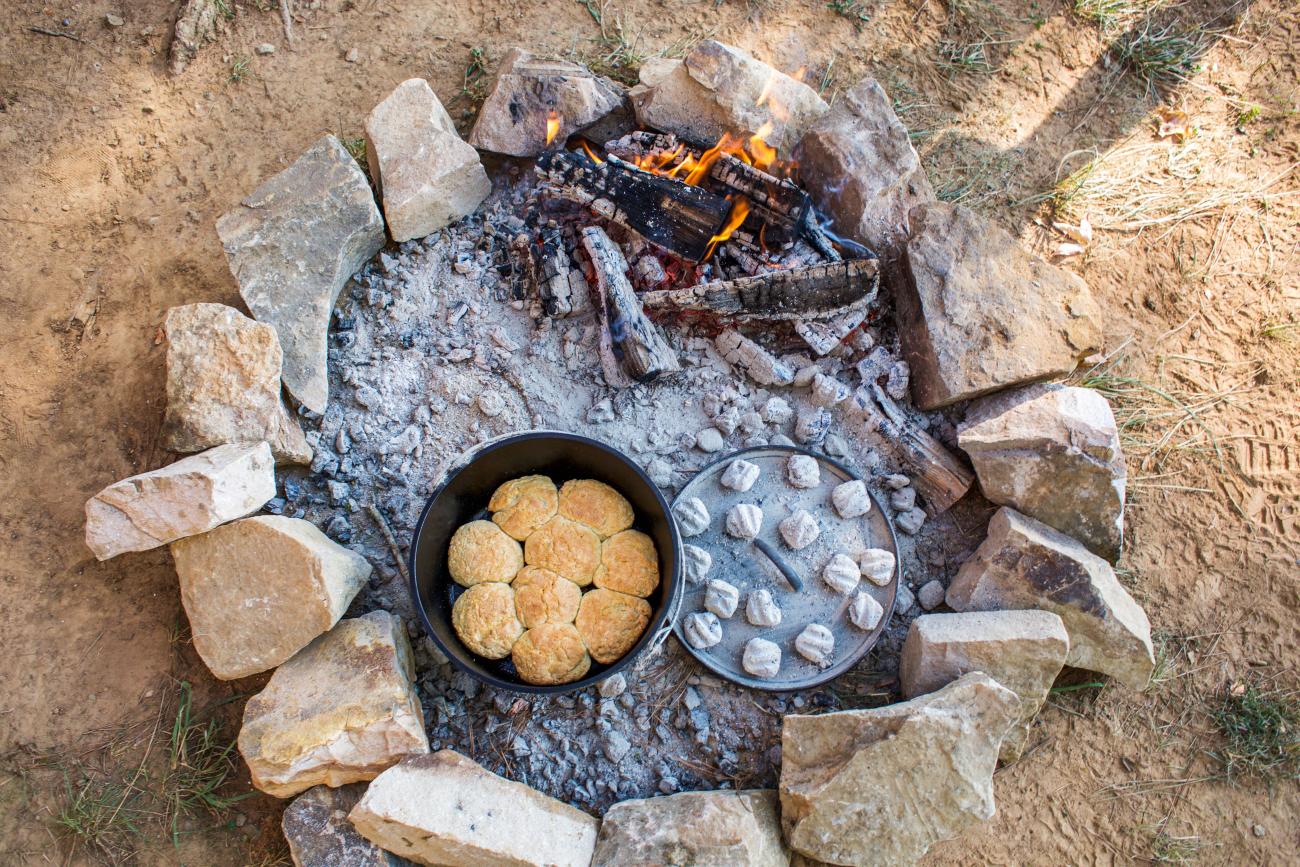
<box><xmin>447</xmin><ymin>520</ymin><xmax>524</xmax><ymax>587</ymax></box>
<box><xmin>558</xmin><ymin>479</ymin><xmax>634</xmax><ymax>539</ymax></box>
<box><xmin>513</xmin><ymin>566</ymin><xmax>582</xmax><ymax>628</ymax></box>
<box><xmin>524</xmin><ymin>516</ymin><xmax>601</xmax><ymax>586</ymax></box>
<box><xmin>512</xmin><ymin>623</ymin><xmax>592</xmax><ymax>685</ymax></box>
<box><xmin>593</xmin><ymin>529</ymin><xmax>660</xmax><ymax>598</ymax></box>
<box><xmin>575</xmin><ymin>588</ymin><xmax>652</xmax><ymax>664</ymax></box>
<box><xmin>452</xmin><ymin>583</ymin><xmax>523</xmax><ymax>659</ymax></box>
<box><xmin>488</xmin><ymin>475</ymin><xmax>559</xmax><ymax>541</ymax></box>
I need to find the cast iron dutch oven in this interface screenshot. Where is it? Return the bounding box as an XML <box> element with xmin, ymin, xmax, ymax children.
<box><xmin>409</xmin><ymin>431</ymin><xmax>683</xmax><ymax>693</ymax></box>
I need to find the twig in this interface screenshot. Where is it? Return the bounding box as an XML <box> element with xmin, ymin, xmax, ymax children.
<box><xmin>29</xmin><ymin>26</ymin><xmax>84</xmax><ymax>43</ymax></box>
<box><xmin>278</xmin><ymin>0</ymin><xmax>295</xmax><ymax>46</ymax></box>
<box><xmin>366</xmin><ymin>503</ymin><xmax>410</xmax><ymax>585</ymax></box>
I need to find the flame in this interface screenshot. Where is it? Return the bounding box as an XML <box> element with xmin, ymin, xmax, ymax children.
<box><xmin>704</xmin><ymin>196</ymin><xmax>751</xmax><ymax>260</ymax></box>
<box><xmin>756</xmin><ymin>74</ymin><xmax>775</xmax><ymax>108</ymax></box>
<box><xmin>545</xmin><ymin>110</ymin><xmax>561</xmax><ymax>146</ymax></box>
<box><xmin>580</xmin><ymin>139</ymin><xmax>605</xmax><ymax>164</ymax></box>
<box><xmin>748</xmin><ymin>122</ymin><xmax>778</xmax><ymax>172</ymax></box>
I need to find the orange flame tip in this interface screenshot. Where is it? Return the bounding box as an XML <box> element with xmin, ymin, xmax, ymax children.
<box><xmin>544</xmin><ymin>110</ymin><xmax>561</xmax><ymax>146</ymax></box>
<box><xmin>704</xmin><ymin>196</ymin><xmax>751</xmax><ymax>261</ymax></box>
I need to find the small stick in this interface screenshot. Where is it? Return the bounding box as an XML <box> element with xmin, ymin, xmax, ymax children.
<box><xmin>367</xmin><ymin>503</ymin><xmax>411</xmax><ymax>584</ymax></box>
<box><xmin>29</xmin><ymin>26</ymin><xmax>84</xmax><ymax>43</ymax></box>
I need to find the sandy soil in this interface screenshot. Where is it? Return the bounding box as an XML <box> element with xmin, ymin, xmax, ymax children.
<box><xmin>0</xmin><ymin>0</ymin><xmax>1295</xmax><ymax>863</ymax></box>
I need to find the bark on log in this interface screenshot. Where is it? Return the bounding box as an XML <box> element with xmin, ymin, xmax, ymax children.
<box><xmin>579</xmin><ymin>226</ymin><xmax>681</xmax><ymax>383</ymax></box>
<box><xmin>641</xmin><ymin>259</ymin><xmax>879</xmax><ymax>321</ymax></box>
<box><xmin>850</xmin><ymin>384</ymin><xmax>974</xmax><ymax>514</ymax></box>
<box><xmin>796</xmin><ymin>302</ymin><xmax>869</xmax><ymax>356</ymax></box>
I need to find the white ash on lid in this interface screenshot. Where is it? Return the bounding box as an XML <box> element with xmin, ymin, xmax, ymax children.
<box><xmin>720</xmin><ymin>458</ymin><xmax>761</xmax><ymax>492</ymax></box>
<box><xmin>794</xmin><ymin>624</ymin><xmax>835</xmax><ymax>667</ymax></box>
<box><xmin>822</xmin><ymin>554</ymin><xmax>861</xmax><ymax>595</ymax></box>
<box><xmin>682</xmin><ymin>544</ymin><xmax>713</xmax><ymax>584</ymax></box>
<box><xmin>779</xmin><ymin>510</ymin><xmax>820</xmax><ymax>550</ymax></box>
<box><xmin>683</xmin><ymin>612</ymin><xmax>723</xmax><ymax>649</ymax></box>
<box><xmin>705</xmin><ymin>579</ymin><xmax>740</xmax><ymax>619</ymax></box>
<box><xmin>745</xmin><ymin>590</ymin><xmax>782</xmax><ymax>627</ymax></box>
<box><xmin>831</xmin><ymin>479</ymin><xmax>871</xmax><ymax>519</ymax></box>
<box><xmin>859</xmin><ymin>549</ymin><xmax>896</xmax><ymax>586</ymax></box>
<box><xmin>674</xmin><ymin>497</ymin><xmax>711</xmax><ymax>536</ymax></box>
<box><xmin>848</xmin><ymin>592</ymin><xmax>884</xmax><ymax>630</ymax></box>
<box><xmin>726</xmin><ymin>503</ymin><xmax>764</xmax><ymax>540</ymax></box>
<box><xmin>742</xmin><ymin>638</ymin><xmax>782</xmax><ymax>679</ymax></box>
<box><xmin>786</xmin><ymin>454</ymin><xmax>821</xmax><ymax>489</ymax></box>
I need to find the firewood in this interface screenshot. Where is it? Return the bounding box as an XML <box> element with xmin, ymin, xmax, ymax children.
<box><xmin>795</xmin><ymin>302</ymin><xmax>870</xmax><ymax>356</ymax></box>
<box><xmin>715</xmin><ymin>329</ymin><xmax>794</xmax><ymax>386</ymax></box>
<box><xmin>641</xmin><ymin>259</ymin><xmax>879</xmax><ymax>322</ymax></box>
<box><xmin>579</xmin><ymin>226</ymin><xmax>682</xmax><ymax>384</ymax></box>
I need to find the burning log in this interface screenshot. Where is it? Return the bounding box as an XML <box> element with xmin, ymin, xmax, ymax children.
<box><xmin>579</xmin><ymin>226</ymin><xmax>681</xmax><ymax>384</ymax></box>
<box><xmin>523</xmin><ymin>221</ymin><xmax>590</xmax><ymax>318</ymax></box>
<box><xmin>536</xmin><ymin>150</ymin><xmax>732</xmax><ymax>262</ymax></box>
<box><xmin>641</xmin><ymin>259</ymin><xmax>879</xmax><ymax>322</ymax></box>
<box><xmin>851</xmin><ymin>383</ymin><xmax>974</xmax><ymax>514</ymax></box>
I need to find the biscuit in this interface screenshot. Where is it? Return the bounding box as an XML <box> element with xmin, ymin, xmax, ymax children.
<box><xmin>512</xmin><ymin>623</ymin><xmax>592</xmax><ymax>685</ymax></box>
<box><xmin>524</xmin><ymin>516</ymin><xmax>601</xmax><ymax>586</ymax></box>
<box><xmin>558</xmin><ymin>479</ymin><xmax>634</xmax><ymax>538</ymax></box>
<box><xmin>575</xmin><ymin>588</ymin><xmax>652</xmax><ymax>664</ymax></box>
<box><xmin>452</xmin><ymin>583</ymin><xmax>523</xmax><ymax>660</ymax></box>
<box><xmin>593</xmin><ymin>529</ymin><xmax>660</xmax><ymax>598</ymax></box>
<box><xmin>513</xmin><ymin>566</ymin><xmax>582</xmax><ymax>628</ymax></box>
<box><xmin>489</xmin><ymin>475</ymin><xmax>559</xmax><ymax>541</ymax></box>
<box><xmin>447</xmin><ymin>520</ymin><xmax>524</xmax><ymax>587</ymax></box>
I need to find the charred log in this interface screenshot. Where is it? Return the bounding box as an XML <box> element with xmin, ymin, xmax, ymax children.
<box><xmin>641</xmin><ymin>259</ymin><xmax>879</xmax><ymax>322</ymax></box>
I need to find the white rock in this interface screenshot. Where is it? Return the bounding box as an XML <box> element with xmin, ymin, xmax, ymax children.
<box><xmin>738</xmin><ymin>411</ymin><xmax>765</xmax><ymax>435</ymax></box>
<box><xmin>683</xmin><ymin>612</ymin><xmax>723</xmax><ymax>649</ymax></box>
<box><xmin>822</xmin><ymin>554</ymin><xmax>861</xmax><ymax>595</ymax></box>
<box><xmin>763</xmin><ymin>396</ymin><xmax>793</xmax><ymax>425</ymax></box>
<box><xmin>918</xmin><ymin>579</ymin><xmax>946</xmax><ymax>610</ymax></box>
<box><xmin>786</xmin><ymin>454</ymin><xmax>821</xmax><ymax>488</ymax></box>
<box><xmin>795</xmin><ymin>624</ymin><xmax>835</xmax><ymax>667</ymax></box>
<box><xmin>858</xmin><ymin>548</ymin><xmax>896</xmax><ymax>586</ymax></box>
<box><xmin>705</xmin><ymin>579</ymin><xmax>740</xmax><ymax>619</ymax></box>
<box><xmin>743</xmin><ymin>638</ymin><xmax>782</xmax><ymax>679</ymax></box>
<box><xmin>848</xmin><ymin>592</ymin><xmax>884</xmax><ymax>631</ymax></box>
<box><xmin>779</xmin><ymin>510</ymin><xmax>819</xmax><ymax>550</ymax></box>
<box><xmin>831</xmin><ymin>479</ymin><xmax>871</xmax><ymax>519</ymax></box>
<box><xmin>593</xmin><ymin>790</ymin><xmax>789</xmax><ymax>867</ymax></box>
<box><xmin>682</xmin><ymin>544</ymin><xmax>713</xmax><ymax>584</ymax></box>
<box><xmin>746</xmin><ymin>589</ymin><xmax>782</xmax><ymax>627</ymax></box>
<box><xmin>891</xmin><ymin>486</ymin><xmax>917</xmax><ymax>512</ymax></box>
<box><xmin>720</xmin><ymin>458</ymin><xmax>761</xmax><ymax>492</ymax></box>
<box><xmin>84</xmin><ymin>442</ymin><xmax>275</xmax><ymax>561</ymax></box>
<box><xmin>674</xmin><ymin>497</ymin><xmax>710</xmax><ymax>536</ymax></box>
<box><xmin>884</xmin><ymin>474</ymin><xmax>911</xmax><ymax>490</ymax></box>
<box><xmin>726</xmin><ymin>503</ymin><xmax>764</xmax><ymax>540</ymax></box>
<box><xmin>696</xmin><ymin>427</ymin><xmax>725</xmax><ymax>452</ymax></box>
<box><xmin>713</xmin><ymin>406</ymin><xmax>740</xmax><ymax>436</ymax></box>
<box><xmin>349</xmin><ymin>750</ymin><xmax>599</xmax><ymax>867</ymax></box>
<box><xmin>896</xmin><ymin>506</ymin><xmax>926</xmax><ymax>535</ymax></box>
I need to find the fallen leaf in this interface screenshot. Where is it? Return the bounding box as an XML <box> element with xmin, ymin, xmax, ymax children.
<box><xmin>1053</xmin><ymin>214</ymin><xmax>1093</xmax><ymax>245</ymax></box>
<box><xmin>1156</xmin><ymin>106</ymin><xmax>1192</xmax><ymax>141</ymax></box>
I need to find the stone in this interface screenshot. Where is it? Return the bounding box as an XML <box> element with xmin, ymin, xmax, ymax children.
<box><xmin>106</xmin><ymin>12</ymin><xmax>125</xmax><ymax>26</ymax></box>
<box><xmin>726</xmin><ymin>503</ymin><xmax>763</xmax><ymax>540</ymax></box>
<box><xmin>895</xmin><ymin>582</ymin><xmax>915</xmax><ymax>614</ymax></box>
<box><xmin>959</xmin><ymin>383</ymin><xmax>1127</xmax><ymax>562</ymax></box>
<box><xmin>831</xmin><ymin>479</ymin><xmax>871</xmax><ymax>518</ymax></box>
<box><xmin>217</xmin><ymin>134</ymin><xmax>385</xmax><ymax>413</ymax></box>
<box><xmin>858</xmin><ymin>548</ymin><xmax>896</xmax><ymax>586</ymax></box>
<box><xmin>84</xmin><ymin>442</ymin><xmax>274</xmax><ymax>561</ymax></box>
<box><xmin>763</xmin><ymin>396</ymin><xmax>793</xmax><ymax>425</ymax></box>
<box><xmin>917</xmin><ymin>579</ymin><xmax>946</xmax><ymax>610</ymax></box>
<box><xmin>848</xmin><ymin>592</ymin><xmax>883</xmax><ymax>631</ymax></box>
<box><xmin>161</xmin><ymin>303</ymin><xmax>312</xmax><ymax>464</ymax></box>
<box><xmin>256</xmin><ymin>42</ymin><xmax>276</xmax><ymax>55</ymax></box>
<box><xmin>786</xmin><ymin>454</ymin><xmax>821</xmax><ymax>488</ymax></box>
<box><xmin>696</xmin><ymin>427</ymin><xmax>725</xmax><ymax>452</ymax></box>
<box><xmin>674</xmin><ymin>497</ymin><xmax>710</xmax><ymax>536</ymax></box>
<box><xmin>779</xmin><ymin>510</ymin><xmax>819</xmax><ymax>550</ymax></box>
<box><xmin>171</xmin><ymin>515</ymin><xmax>371</xmax><ymax>680</ymax></box>
<box><xmin>239</xmin><ymin>611</ymin><xmax>429</xmax><ymax>797</ymax></box>
<box><xmin>283</xmin><ymin>784</ymin><xmax>413</xmax><ymax>866</ymax></box>
<box><xmin>470</xmin><ymin>49</ymin><xmax>624</xmax><ymax>157</ymax></box>
<box><xmin>795</xmin><ymin>78</ymin><xmax>934</xmax><ymax>258</ymax></box>
<box><xmin>720</xmin><ymin>458</ymin><xmax>761</xmax><ymax>492</ymax></box>
<box><xmin>746</xmin><ymin>589</ymin><xmax>782</xmax><ymax>627</ymax></box>
<box><xmin>599</xmin><ymin>673</ymin><xmax>627</xmax><ymax>698</ymax></box>
<box><xmin>683</xmin><ymin>544</ymin><xmax>713</xmax><ymax>584</ymax></box>
<box><xmin>821</xmin><ymin>554</ymin><xmax>861</xmax><ymax>595</ymax></box>
<box><xmin>592</xmin><ymin>789</ymin><xmax>788</xmax><ymax>867</ymax></box>
<box><xmin>684</xmin><ymin>612</ymin><xmax>723</xmax><ymax>649</ymax></box>
<box><xmin>743</xmin><ymin>637</ymin><xmax>781</xmax><ymax>679</ymax></box>
<box><xmin>365</xmin><ymin>79</ymin><xmax>491</xmax><ymax>243</ymax></box>
<box><xmin>895</xmin><ymin>507</ymin><xmax>926</xmax><ymax>535</ymax></box>
<box><xmin>705</xmin><ymin>579</ymin><xmax>740</xmax><ymax>619</ymax></box>
<box><xmin>898</xmin><ymin>202</ymin><xmax>1103</xmax><ymax>410</ymax></box>
<box><xmin>884</xmin><ymin>474</ymin><xmax>911</xmax><ymax>490</ymax></box>
<box><xmin>794</xmin><ymin>624</ymin><xmax>834</xmax><ymax>667</ymax></box>
<box><xmin>780</xmin><ymin>673</ymin><xmax>1019</xmax><ymax>866</ymax></box>
<box><xmin>349</xmin><ymin>750</ymin><xmax>599</xmax><ymax>867</ymax></box>
<box><xmin>901</xmin><ymin>610</ymin><xmax>1070</xmax><ymax>761</ymax></box>
<box><xmin>947</xmin><ymin>507</ymin><xmax>1154</xmax><ymax>689</ymax></box>
<box><xmin>890</xmin><ymin>487</ymin><xmax>917</xmax><ymax>514</ymax></box>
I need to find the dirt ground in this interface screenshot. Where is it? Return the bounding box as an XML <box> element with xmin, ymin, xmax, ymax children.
<box><xmin>0</xmin><ymin>0</ymin><xmax>1295</xmax><ymax>864</ymax></box>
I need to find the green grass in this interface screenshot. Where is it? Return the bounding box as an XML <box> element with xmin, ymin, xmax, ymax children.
<box><xmin>341</xmin><ymin>136</ymin><xmax>366</xmax><ymax>165</ymax></box>
<box><xmin>228</xmin><ymin>55</ymin><xmax>251</xmax><ymax>85</ymax></box>
<box><xmin>1150</xmin><ymin>829</ymin><xmax>1205</xmax><ymax>863</ymax></box>
<box><xmin>827</xmin><ymin>0</ymin><xmax>872</xmax><ymax>30</ymax></box>
<box><xmin>54</xmin><ymin>771</ymin><xmax>150</xmax><ymax>862</ymax></box>
<box><xmin>1113</xmin><ymin>20</ymin><xmax>1210</xmax><ymax>93</ymax></box>
<box><xmin>214</xmin><ymin>0</ymin><xmax>235</xmax><ymax>20</ymax></box>
<box><xmin>161</xmin><ymin>682</ymin><xmax>250</xmax><ymax>845</ymax></box>
<box><xmin>1075</xmin><ymin>0</ymin><xmax>1164</xmax><ymax>32</ymax></box>
<box><xmin>1209</xmin><ymin>680</ymin><xmax>1300</xmax><ymax>782</ymax></box>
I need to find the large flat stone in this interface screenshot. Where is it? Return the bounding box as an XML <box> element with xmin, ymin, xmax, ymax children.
<box><xmin>898</xmin><ymin>202</ymin><xmax>1103</xmax><ymax>410</ymax></box>
<box><xmin>469</xmin><ymin>49</ymin><xmax>624</xmax><ymax>157</ymax></box>
<box><xmin>239</xmin><ymin>611</ymin><xmax>429</xmax><ymax>798</ymax></box>
<box><xmin>780</xmin><ymin>673</ymin><xmax>1019</xmax><ymax>866</ymax></box>
<box><xmin>171</xmin><ymin>515</ymin><xmax>371</xmax><ymax>680</ymax></box>
<box><xmin>84</xmin><ymin>442</ymin><xmax>275</xmax><ymax>561</ymax></box>
<box><xmin>947</xmin><ymin>507</ymin><xmax>1155</xmax><ymax>689</ymax></box>
<box><xmin>901</xmin><ymin>610</ymin><xmax>1070</xmax><ymax>761</ymax></box>
<box><xmin>960</xmin><ymin>383</ymin><xmax>1127</xmax><ymax>562</ymax></box>
<box><xmin>216</xmin><ymin>134</ymin><xmax>384</xmax><ymax>413</ymax></box>
<box><xmin>161</xmin><ymin>303</ymin><xmax>311</xmax><ymax>464</ymax></box>
<box><xmin>349</xmin><ymin>750</ymin><xmax>599</xmax><ymax>867</ymax></box>
<box><xmin>795</xmin><ymin>77</ymin><xmax>934</xmax><ymax>258</ymax></box>
<box><xmin>630</xmin><ymin>40</ymin><xmax>827</xmax><ymax>152</ymax></box>
<box><xmin>283</xmin><ymin>784</ymin><xmax>413</xmax><ymax>866</ymax></box>
<box><xmin>366</xmin><ymin>79</ymin><xmax>491</xmax><ymax>242</ymax></box>
<box><xmin>592</xmin><ymin>789</ymin><xmax>788</xmax><ymax>867</ymax></box>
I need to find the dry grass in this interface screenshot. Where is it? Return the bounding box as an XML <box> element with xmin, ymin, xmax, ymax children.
<box><xmin>1208</xmin><ymin>678</ymin><xmax>1300</xmax><ymax>782</ymax></box>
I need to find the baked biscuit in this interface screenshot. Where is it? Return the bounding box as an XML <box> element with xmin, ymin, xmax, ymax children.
<box><xmin>558</xmin><ymin>479</ymin><xmax>634</xmax><ymax>538</ymax></box>
<box><xmin>512</xmin><ymin>623</ymin><xmax>592</xmax><ymax>685</ymax></box>
<box><xmin>575</xmin><ymin>588</ymin><xmax>652</xmax><ymax>664</ymax></box>
<box><xmin>488</xmin><ymin>475</ymin><xmax>559</xmax><ymax>541</ymax></box>
<box><xmin>513</xmin><ymin>566</ymin><xmax>582</xmax><ymax>628</ymax></box>
<box><xmin>524</xmin><ymin>516</ymin><xmax>601</xmax><ymax>586</ymax></box>
<box><xmin>593</xmin><ymin>529</ymin><xmax>660</xmax><ymax>598</ymax></box>
<box><xmin>451</xmin><ymin>583</ymin><xmax>523</xmax><ymax>659</ymax></box>
<box><xmin>447</xmin><ymin>520</ymin><xmax>524</xmax><ymax>587</ymax></box>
